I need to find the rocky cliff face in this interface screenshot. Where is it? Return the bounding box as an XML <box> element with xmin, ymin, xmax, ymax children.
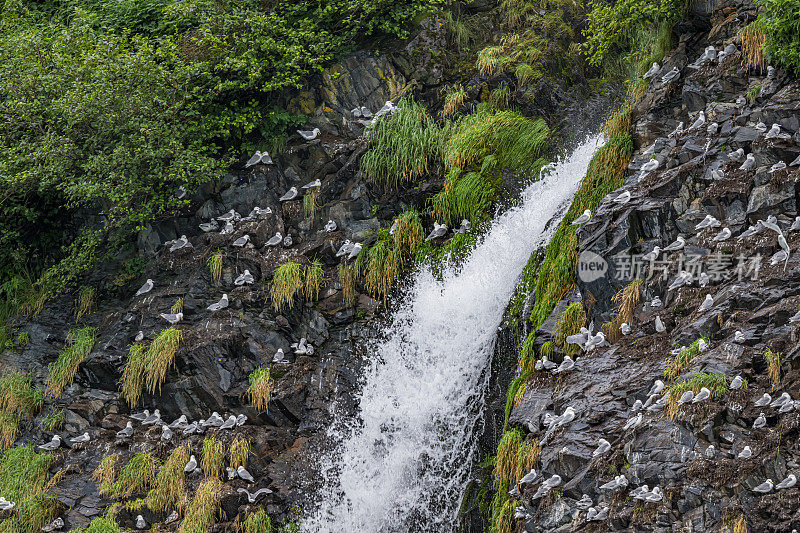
<box><xmin>508</xmin><ymin>0</ymin><xmax>800</xmax><ymax>531</ymax></box>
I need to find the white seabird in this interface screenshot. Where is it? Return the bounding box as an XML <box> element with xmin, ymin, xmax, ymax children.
<box><xmin>425</xmin><ymin>222</ymin><xmax>448</xmax><ymax>241</ymax></box>
<box><xmin>160</xmin><ymin>312</ymin><xmax>183</xmax><ymax>324</ymax></box>
<box><xmin>663</xmin><ymin>236</ymin><xmax>685</xmax><ymax>252</ymax></box>
<box><xmin>713</xmin><ymin>227</ymin><xmax>731</xmax><ymax>241</ymax></box>
<box><xmin>234</xmin><ymin>270</ymin><xmax>255</xmax><ymax>286</ymax></box>
<box><xmin>730</xmin><ymin>375</ymin><xmax>743</xmax><ymax>389</ymax></box>
<box><xmin>302</xmin><ymin>179</ymin><xmax>321</xmax><ymax>189</ymax></box>
<box><xmin>571</xmin><ymin>209</ymin><xmax>592</xmax><ymax>225</ymax></box>
<box><xmin>297</xmin><ymin>128</ymin><xmax>321</xmax><ymax>141</ymax></box>
<box><xmin>169</xmin><ymin>235</ymin><xmax>192</xmax><ymax>252</ymax></box>
<box><xmin>70</xmin><ymin>432</ymin><xmax>90</xmax><ymax>444</ymax></box>
<box><xmin>643</xmin><ymin>62</ymin><xmax>661</xmax><ymax>79</ymax></box>
<box><xmin>776</xmin><ymin>474</ymin><xmax>796</xmax><ymax>490</ymax></box>
<box><xmin>695</xmin><ymin>215</ymin><xmax>721</xmax><ymax>230</ymax></box>
<box><xmin>237</xmin><ymin>487</ymin><xmax>273</xmax><ymax>503</ymax></box>
<box><xmin>754</xmin><ymin>393</ymin><xmax>772</xmax><ymax>407</ymax></box>
<box><xmin>738</xmin><ymin>446</ymin><xmax>752</xmax><ymax>459</ymax></box>
<box><xmin>116</xmin><ymin>422</ymin><xmax>133</xmax><ymax>439</ymax></box>
<box><xmin>135</xmin><ymin>279</ymin><xmax>154</xmax><ymax>297</ymax></box>
<box><xmin>265</xmin><ymin>232</ymin><xmax>282</xmax><ymax>247</ymax></box>
<box><xmin>142</xmin><ymin>410</ymin><xmax>161</xmax><ymax>425</ymax></box>
<box><xmin>237</xmin><ymin>465</ymin><xmax>255</xmax><ymax>483</ymax></box>
<box><xmin>753</xmin><ymin>412</ymin><xmax>767</xmax><ymax>429</ymax></box>
<box><xmin>207</xmin><ymin>294</ymin><xmax>229</xmax><ymax>312</ymax></box>
<box><xmin>753</xmin><ymin>479</ymin><xmax>774</xmax><ymax>493</ymax></box>
<box><xmin>697</xmin><ymin>294</ymin><xmax>714</xmax><ymax>312</ymax></box>
<box><xmin>770</xmin><ymin>161</ymin><xmax>787</xmax><ymax>173</ymax></box>
<box><xmin>655</xmin><ymin>316</ymin><xmax>666</xmax><ymax>333</ymax></box>
<box><xmin>692</xmin><ymin>387</ymin><xmax>710</xmax><ymax>403</ymax></box>
<box><xmin>279</xmin><ymin>187</ymin><xmax>298</xmax><ymax>202</ymax></box>
<box><xmin>232</xmin><ymin>234</ymin><xmax>250</xmax><ymax>247</ymax></box>
<box><xmin>739</xmin><ymin>153</ymin><xmax>756</xmax><ymax>171</ymax></box>
<box><xmin>38</xmin><ymin>435</ymin><xmax>61</xmax><ymax>451</ymax></box>
<box><xmin>641</xmin><ymin>159</ymin><xmax>660</xmax><ymax>172</ymax></box>
<box><xmin>729</xmin><ymin>148</ymin><xmax>745</xmax><ymax>162</ymax></box>
<box><xmin>688</xmin><ymin>111</ymin><xmax>706</xmax><ymax>131</ymax></box>
<box><xmin>325</xmin><ymin>220</ymin><xmax>337</xmax><ymax>232</ymax></box>
<box><xmin>592</xmin><ymin>438</ymin><xmax>611</xmax><ymax>457</ymax></box>
<box><xmin>661</xmin><ymin>67</ymin><xmax>680</xmax><ymax>82</ymax></box>
<box><xmin>614</xmin><ymin>190</ymin><xmax>631</xmax><ymax>204</ymax></box>
<box><xmin>199</xmin><ymin>220</ymin><xmax>219</xmax><ymax>232</ymax></box>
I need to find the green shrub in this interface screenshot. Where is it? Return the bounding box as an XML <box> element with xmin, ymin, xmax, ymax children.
<box><xmin>753</xmin><ymin>0</ymin><xmax>800</xmax><ymax>74</ymax></box>
<box><xmin>583</xmin><ymin>0</ymin><xmax>686</xmax><ymax>66</ymax></box>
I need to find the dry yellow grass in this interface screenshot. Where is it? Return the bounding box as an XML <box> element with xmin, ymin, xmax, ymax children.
<box><xmin>247</xmin><ymin>367</ymin><xmax>273</xmax><ymax>412</ymax></box>
<box><xmin>201</xmin><ymin>437</ymin><xmax>223</xmax><ymax>480</ymax></box>
<box><xmin>229</xmin><ymin>437</ymin><xmax>251</xmax><ymax>470</ymax></box>
<box><xmin>605</xmin><ymin>278</ymin><xmax>642</xmax><ymax>342</ymax></box>
<box><xmin>91</xmin><ymin>454</ymin><xmax>118</xmax><ymax>497</ymax></box>
<box><xmin>740</xmin><ymin>23</ymin><xmax>766</xmax><ymax>71</ymax></box>
<box><xmin>178</xmin><ymin>478</ymin><xmax>222</xmax><ymax>533</ymax></box>
<box><xmin>145</xmin><ymin>443</ymin><xmax>189</xmax><ymax>512</ymax></box>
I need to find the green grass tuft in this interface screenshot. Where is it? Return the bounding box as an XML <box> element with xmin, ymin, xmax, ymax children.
<box><xmin>554</xmin><ymin>302</ymin><xmax>586</xmax><ymax>355</ymax></box>
<box><xmin>72</xmin><ymin>515</ymin><xmax>124</xmax><ymax>533</ymax></box>
<box><xmin>229</xmin><ymin>436</ymin><xmax>251</xmax><ymax>470</ymax></box>
<box><xmin>144</xmin><ymin>443</ymin><xmax>189</xmax><ymax>513</ymax></box>
<box><xmin>664</xmin><ymin>337</ymin><xmax>708</xmax><ymax>381</ymax></box>
<box><xmin>666</xmin><ymin>372</ymin><xmax>728</xmax><ymax>418</ymax></box>
<box><xmin>0</xmin><ymin>446</ymin><xmax>59</xmax><ymax>533</ymax></box>
<box><xmin>362</xmin><ymin>98</ymin><xmax>442</xmax><ymax>187</ymax></box>
<box><xmin>92</xmin><ymin>454</ymin><xmax>118</xmax><ymax>498</ymax></box>
<box><xmin>178</xmin><ymin>478</ymin><xmax>222</xmax><ymax>533</ymax></box>
<box><xmin>338</xmin><ymin>264</ymin><xmax>357</xmax><ymax>308</ymax></box>
<box><xmin>271</xmin><ymin>261</ymin><xmax>303</xmax><ymax>312</ymax></box>
<box><xmin>201</xmin><ymin>437</ymin><xmax>223</xmax><ymax>480</ymax></box>
<box><xmin>46</xmin><ymin>326</ymin><xmax>96</xmax><ymax>397</ymax></box>
<box><xmin>75</xmin><ymin>286</ymin><xmax>96</xmax><ymax>320</ymax></box>
<box><xmin>120</xmin><ymin>328</ymin><xmax>182</xmax><ymax>406</ymax></box>
<box><xmin>304</xmin><ymin>260</ymin><xmax>324</xmax><ymax>301</ymax></box>
<box><xmin>0</xmin><ymin>372</ymin><xmax>44</xmax><ymax>449</ymax></box>
<box><xmin>208</xmin><ymin>250</ymin><xmax>225</xmax><ymax>284</ymax></box>
<box><xmin>248</xmin><ymin>367</ymin><xmax>274</xmax><ymax>412</ymax></box>
<box><xmin>109</xmin><ymin>452</ymin><xmax>157</xmax><ymax>499</ymax></box>
<box><xmin>239</xmin><ymin>508</ymin><xmax>273</xmax><ymax>533</ymax></box>
<box><xmin>764</xmin><ymin>348</ymin><xmax>781</xmax><ymax>389</ymax></box>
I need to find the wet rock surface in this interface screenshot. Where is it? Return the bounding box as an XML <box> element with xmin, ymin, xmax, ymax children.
<box><xmin>508</xmin><ymin>0</ymin><xmax>800</xmax><ymax>531</ymax></box>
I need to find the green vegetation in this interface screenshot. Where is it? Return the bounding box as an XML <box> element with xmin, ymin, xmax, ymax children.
<box><xmin>338</xmin><ymin>264</ymin><xmax>357</xmax><ymax>308</ymax></box>
<box><xmin>178</xmin><ymin>478</ymin><xmax>222</xmax><ymax>533</ymax></box>
<box><xmin>503</xmin><ymin>372</ymin><xmax>530</xmax><ymax>428</ymax></box>
<box><xmin>239</xmin><ymin>509</ymin><xmax>273</xmax><ymax>533</ymax></box>
<box><xmin>362</xmin><ymin>98</ymin><xmax>442</xmax><ymax>186</ymax></box>
<box><xmin>583</xmin><ymin>0</ymin><xmax>686</xmax><ymax>66</ymax></box>
<box><xmin>120</xmin><ymin>327</ymin><xmax>182</xmax><ymax>406</ymax></box>
<box><xmin>304</xmin><ymin>189</ymin><xmax>320</xmax><ymax>221</ymax></box>
<box><xmin>91</xmin><ymin>454</ymin><xmax>118</xmax><ymax>498</ymax></box>
<box><xmin>229</xmin><ymin>437</ymin><xmax>251</xmax><ymax>470</ymax></box>
<box><xmin>109</xmin><ymin>452</ymin><xmax>157</xmax><ymax>498</ymax></box>
<box><xmin>554</xmin><ymin>302</ymin><xmax>586</xmax><ymax>355</ymax></box>
<box><xmin>666</xmin><ymin>372</ymin><xmax>728</xmax><ymax>418</ymax></box>
<box><xmin>664</xmin><ymin>337</ymin><xmax>708</xmax><ymax>381</ymax></box>
<box><xmin>143</xmin><ymin>443</ymin><xmax>189</xmax><ymax>512</ymax></box>
<box><xmin>0</xmin><ymin>446</ymin><xmax>59</xmax><ymax>533</ymax></box>
<box><xmin>304</xmin><ymin>261</ymin><xmax>325</xmax><ymax>301</ymax></box>
<box><xmin>0</xmin><ymin>0</ymin><xmax>441</xmax><ymax>298</ymax></box>
<box><xmin>0</xmin><ymin>372</ymin><xmax>43</xmax><ymax>449</ymax></box>
<box><xmin>201</xmin><ymin>437</ymin><xmax>223</xmax><ymax>480</ymax></box>
<box><xmin>746</xmin><ymin>0</ymin><xmax>800</xmax><ymax>74</ymax></box>
<box><xmin>764</xmin><ymin>348</ymin><xmax>781</xmax><ymax>389</ymax></box>
<box><xmin>170</xmin><ymin>297</ymin><xmax>184</xmax><ymax>314</ymax></box>
<box><xmin>604</xmin><ymin>278</ymin><xmax>643</xmax><ymax>342</ymax></box>
<box><xmin>441</xmin><ymin>84</ymin><xmax>467</xmax><ymax>118</ymax></box>
<box><xmin>39</xmin><ymin>410</ymin><xmax>65</xmax><ymax>431</ymax></box>
<box><xmin>208</xmin><ymin>251</ymin><xmax>225</xmax><ymax>284</ymax></box>
<box><xmin>72</xmin><ymin>515</ymin><xmax>124</xmax><ymax>533</ymax></box>
<box><xmin>271</xmin><ymin>261</ymin><xmax>303</xmax><ymax>312</ymax></box>
<box><xmin>46</xmin><ymin>326</ymin><xmax>97</xmax><ymax>397</ymax></box>
<box><xmin>248</xmin><ymin>367</ymin><xmax>274</xmax><ymax>413</ymax></box>
<box><xmin>490</xmin><ymin>429</ymin><xmax>539</xmax><ymax>533</ymax></box>
<box><xmin>75</xmin><ymin>286</ymin><xmax>96</xmax><ymax>320</ymax></box>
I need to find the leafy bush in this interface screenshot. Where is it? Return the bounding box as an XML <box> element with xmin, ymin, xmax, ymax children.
<box><xmin>583</xmin><ymin>0</ymin><xmax>686</xmax><ymax>66</ymax></box>
<box><xmin>753</xmin><ymin>0</ymin><xmax>800</xmax><ymax>74</ymax></box>
<box><xmin>0</xmin><ymin>0</ymin><xmax>442</xmax><ymax>293</ymax></box>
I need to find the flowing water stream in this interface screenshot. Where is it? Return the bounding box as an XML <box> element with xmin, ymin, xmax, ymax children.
<box><xmin>304</xmin><ymin>134</ymin><xmax>604</xmax><ymax>532</ymax></box>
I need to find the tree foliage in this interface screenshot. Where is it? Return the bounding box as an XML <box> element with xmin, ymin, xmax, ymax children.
<box><xmin>755</xmin><ymin>0</ymin><xmax>800</xmax><ymax>74</ymax></box>
<box><xmin>0</xmin><ymin>0</ymin><xmax>441</xmax><ymax>293</ymax></box>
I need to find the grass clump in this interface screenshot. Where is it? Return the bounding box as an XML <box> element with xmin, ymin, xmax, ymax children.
<box><xmin>304</xmin><ymin>188</ymin><xmax>319</xmax><ymax>221</ymax></box>
<box><xmin>239</xmin><ymin>509</ymin><xmax>273</xmax><ymax>533</ymax></box>
<box><xmin>248</xmin><ymin>367</ymin><xmax>274</xmax><ymax>412</ymax></box>
<box><xmin>178</xmin><ymin>479</ymin><xmax>222</xmax><ymax>533</ymax></box>
<box><xmin>39</xmin><ymin>410</ymin><xmax>65</xmax><ymax>431</ymax></box>
<box><xmin>503</xmin><ymin>372</ymin><xmax>530</xmax><ymax>429</ymax></box>
<box><xmin>0</xmin><ymin>446</ymin><xmax>59</xmax><ymax>533</ymax></box>
<box><xmin>170</xmin><ymin>297</ymin><xmax>184</xmax><ymax>314</ymax></box>
<box><xmin>494</xmin><ymin>428</ymin><xmax>524</xmax><ymax>486</ymax></box>
<box><xmin>517</xmin><ymin>331</ymin><xmax>537</xmax><ymax>375</ymax></box>
<box><xmin>365</xmin><ymin>235</ymin><xmax>402</xmax><ymax>302</ymax></box>
<box><xmin>201</xmin><ymin>437</ymin><xmax>223</xmax><ymax>480</ymax></box>
<box><xmin>120</xmin><ymin>328</ymin><xmax>182</xmax><ymax>406</ymax></box>
<box><xmin>604</xmin><ymin>278</ymin><xmax>643</xmax><ymax>342</ymax></box>
<box><xmin>442</xmin><ymin>105</ymin><xmax>549</xmax><ymax>173</ymax></box>
<box><xmin>338</xmin><ymin>264</ymin><xmax>357</xmax><ymax>308</ymax></box>
<box><xmin>208</xmin><ymin>251</ymin><xmax>225</xmax><ymax>284</ymax></box>
<box><xmin>46</xmin><ymin>326</ymin><xmax>97</xmax><ymax>397</ymax></box>
<box><xmin>392</xmin><ymin>209</ymin><xmax>425</xmax><ymax>254</ymax></box>
<box><xmin>665</xmin><ymin>372</ymin><xmax>728</xmax><ymax>419</ymax></box>
<box><xmin>75</xmin><ymin>286</ymin><xmax>96</xmax><ymax>320</ymax></box>
<box><xmin>144</xmin><ymin>443</ymin><xmax>189</xmax><ymax>512</ymax></box>
<box><xmin>92</xmin><ymin>454</ymin><xmax>118</xmax><ymax>498</ymax></box>
<box><xmin>362</xmin><ymin>98</ymin><xmax>442</xmax><ymax>186</ymax></box>
<box><xmin>441</xmin><ymin>84</ymin><xmax>467</xmax><ymax>118</ymax></box>
<box><xmin>72</xmin><ymin>515</ymin><xmax>124</xmax><ymax>533</ymax></box>
<box><xmin>0</xmin><ymin>371</ymin><xmax>44</xmax><ymax>449</ymax></box>
<box><xmin>554</xmin><ymin>302</ymin><xmax>586</xmax><ymax>355</ymax></box>
<box><xmin>664</xmin><ymin>337</ymin><xmax>708</xmax><ymax>381</ymax></box>
<box><xmin>109</xmin><ymin>452</ymin><xmax>157</xmax><ymax>499</ymax></box>
<box><xmin>271</xmin><ymin>261</ymin><xmax>303</xmax><ymax>312</ymax></box>
<box><xmin>304</xmin><ymin>261</ymin><xmax>324</xmax><ymax>301</ymax></box>
<box><xmin>764</xmin><ymin>348</ymin><xmax>781</xmax><ymax>389</ymax></box>
<box><xmin>229</xmin><ymin>437</ymin><xmax>251</xmax><ymax>470</ymax></box>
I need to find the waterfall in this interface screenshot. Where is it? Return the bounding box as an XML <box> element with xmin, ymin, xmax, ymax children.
<box><xmin>304</xmin><ymin>134</ymin><xmax>604</xmax><ymax>532</ymax></box>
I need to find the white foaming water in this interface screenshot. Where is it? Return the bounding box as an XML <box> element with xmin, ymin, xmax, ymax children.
<box><xmin>304</xmin><ymin>135</ymin><xmax>603</xmax><ymax>532</ymax></box>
